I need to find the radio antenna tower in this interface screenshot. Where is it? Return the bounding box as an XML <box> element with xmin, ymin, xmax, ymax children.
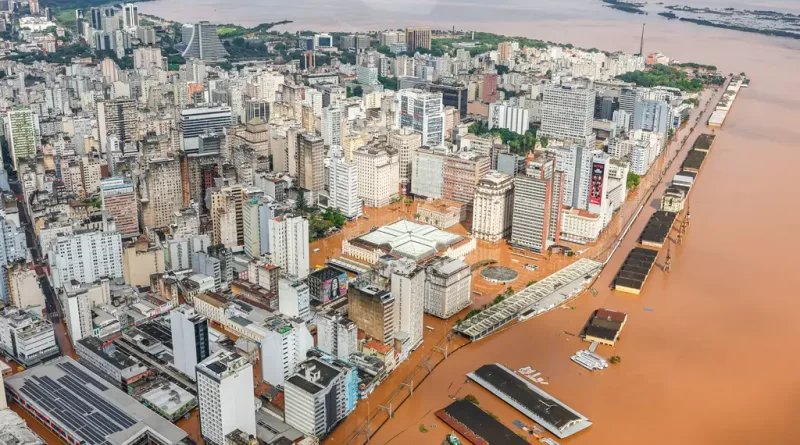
<box><xmin>639</xmin><ymin>23</ymin><xmax>645</xmax><ymax>56</ymax></box>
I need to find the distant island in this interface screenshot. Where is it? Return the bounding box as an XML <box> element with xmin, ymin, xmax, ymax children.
<box><xmin>601</xmin><ymin>0</ymin><xmax>648</xmax><ymax>15</ymax></box>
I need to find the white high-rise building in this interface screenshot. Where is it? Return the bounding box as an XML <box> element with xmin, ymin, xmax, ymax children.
<box><xmin>328</xmin><ymin>151</ymin><xmax>362</xmax><ymax>219</ymax></box>
<box><xmin>166</xmin><ymin>235</ymin><xmax>210</xmax><ymax>271</ymax></box>
<box><xmin>261</xmin><ymin>315</ymin><xmax>313</xmax><ymax>387</ymax></box>
<box><xmin>395</xmin><ymin>89</ymin><xmax>445</xmax><ymax>146</ymax></box>
<box><xmin>0</xmin><ymin>217</ymin><xmax>28</xmax><ymax>305</ymax></box>
<box><xmin>48</xmin><ymin>230</ymin><xmax>123</xmax><ymax>289</ymax></box>
<box><xmin>321</xmin><ymin>105</ymin><xmax>344</xmax><ymax>147</ymax></box>
<box><xmin>424</xmin><ymin>257</ymin><xmax>471</xmax><ymax>319</ymax></box>
<box><xmin>355</xmin><ymin>145</ymin><xmax>400</xmax><ymax>208</ymax></box>
<box><xmin>285</xmin><ymin>358</ymin><xmax>355</xmax><ymax>437</ymax></box>
<box><xmin>488</xmin><ymin>101</ymin><xmax>530</xmax><ymax>134</ymax></box>
<box><xmin>170</xmin><ymin>305</ymin><xmax>210</xmax><ymax>381</ymax></box>
<box><xmin>549</xmin><ymin>144</ymin><xmax>602</xmax><ymax>210</ymax></box>
<box><xmin>266</xmin><ymin>216</ymin><xmax>309</xmax><ymax>279</ymax></box>
<box><xmin>242</xmin><ymin>197</ymin><xmax>276</xmax><ymax>258</ymax></box>
<box><xmin>472</xmin><ymin>171</ymin><xmax>515</xmax><ymax>242</ymax></box>
<box><xmin>633</xmin><ymin>99</ymin><xmax>671</xmax><ymax>134</ymax></box>
<box><xmin>278</xmin><ymin>278</ymin><xmax>311</xmax><ymax>321</ymax></box>
<box><xmin>316</xmin><ymin>311</ymin><xmax>357</xmax><ymax>360</ymax></box>
<box><xmin>391</xmin><ymin>258</ymin><xmax>426</xmax><ymax>349</ymax></box>
<box><xmin>6</xmin><ymin>108</ymin><xmax>39</xmax><ymax>171</ymax></box>
<box><xmin>0</xmin><ymin>308</ymin><xmax>59</xmax><ymax>367</ymax></box>
<box><xmin>411</xmin><ymin>147</ymin><xmax>446</xmax><ymax>199</ymax></box>
<box><xmin>196</xmin><ymin>350</ymin><xmax>256</xmax><ymax>445</ymax></box>
<box><xmin>122</xmin><ymin>3</ymin><xmax>139</xmax><ymax>29</ymax></box>
<box><xmin>389</xmin><ymin>128</ymin><xmax>422</xmax><ymax>195</ymax></box>
<box><xmin>540</xmin><ymin>84</ymin><xmax>595</xmax><ymax>141</ymax></box>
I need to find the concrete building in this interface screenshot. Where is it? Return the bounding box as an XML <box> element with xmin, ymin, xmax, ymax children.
<box><xmin>133</xmin><ymin>45</ymin><xmax>163</xmax><ymax>69</ymax></box>
<box><xmin>510</xmin><ymin>154</ymin><xmax>564</xmax><ymax>253</ymax></box>
<box><xmin>279</xmin><ymin>278</ymin><xmax>311</xmax><ymax>321</ymax></box>
<box><xmin>391</xmin><ymin>258</ymin><xmax>426</xmax><ymax>349</ymax></box>
<box><xmin>328</xmin><ymin>151</ymin><xmax>362</xmax><ymax>219</ymax></box>
<box><xmin>196</xmin><ymin>351</ymin><xmax>256</xmax><ymax>445</ymax></box>
<box><xmin>0</xmin><ymin>307</ymin><xmax>59</xmax><ymax>366</ymax></box>
<box><xmin>405</xmin><ymin>27</ymin><xmax>431</xmax><ymax>50</ymax></box>
<box><xmin>424</xmin><ymin>257</ymin><xmax>471</xmax><ymax>319</ymax></box>
<box><xmin>60</xmin><ymin>279</ymin><xmax>109</xmax><ymax>345</ymax></box>
<box><xmin>97</xmin><ymin>98</ymin><xmax>136</xmax><ymax>153</ymax></box>
<box><xmin>389</xmin><ymin>128</ymin><xmax>423</xmax><ymax>196</ymax></box>
<box><xmin>395</xmin><ymin>89</ymin><xmax>444</xmax><ymax>146</ymax></box>
<box><xmin>7</xmin><ymin>265</ymin><xmax>46</xmax><ymax>310</ymax></box>
<box><xmin>75</xmin><ymin>336</ymin><xmax>148</xmax><ymax>390</ymax></box>
<box><xmin>349</xmin><ymin>285</ymin><xmax>395</xmax><ymax>345</ymax></box>
<box><xmin>317</xmin><ymin>311</ymin><xmax>357</xmax><ymax>360</ymax></box>
<box><xmin>6</xmin><ymin>108</ymin><xmax>38</xmax><ymax>170</ymax></box>
<box><xmin>210</xmin><ymin>186</ymin><xmax>240</xmax><ymax>248</ymax></box>
<box><xmin>284</xmin><ymin>358</ymin><xmax>356</xmax><ymax>437</ymax></box>
<box><xmin>411</xmin><ymin>146</ymin><xmax>446</xmax><ymax>199</ymax></box>
<box><xmin>416</xmin><ymin>199</ymin><xmax>466</xmax><ymax>229</ymax></box>
<box><xmin>122</xmin><ymin>238</ymin><xmax>165</xmax><ymax>287</ymax></box>
<box><xmin>180</xmin><ymin>105</ymin><xmax>233</xmax><ymax>152</ymax></box>
<box><xmin>100</xmin><ymin>177</ymin><xmax>138</xmax><ymax>238</ymax></box>
<box><xmin>472</xmin><ymin>171</ymin><xmax>515</xmax><ymax>242</ymax></box>
<box><xmin>540</xmin><ymin>84</ymin><xmax>595</xmax><ymax>142</ymax></box>
<box><xmin>261</xmin><ymin>315</ymin><xmax>313</xmax><ymax>387</ymax></box>
<box><xmin>166</xmin><ymin>235</ymin><xmax>210</xmax><ymax>271</ymax></box>
<box><xmin>266</xmin><ymin>215</ymin><xmax>310</xmax><ymax>280</ymax></box>
<box><xmin>121</xmin><ymin>3</ymin><xmax>139</xmax><ymax>29</ymax></box>
<box><xmin>443</xmin><ymin>152</ymin><xmax>491</xmax><ymax>208</ymax></box>
<box><xmin>560</xmin><ymin>208</ymin><xmax>603</xmax><ymax>244</ymax></box>
<box><xmin>321</xmin><ymin>105</ymin><xmax>344</xmax><ymax>147</ymax></box>
<box><xmin>170</xmin><ymin>305</ymin><xmax>210</xmax><ymax>380</ymax></box>
<box><xmin>242</xmin><ymin>196</ymin><xmax>276</xmax><ymax>258</ymax></box>
<box><xmin>549</xmin><ymin>144</ymin><xmax>602</xmax><ymax>210</ymax></box>
<box><xmin>48</xmin><ymin>229</ymin><xmax>123</xmax><ymax>289</ymax></box>
<box><xmin>297</xmin><ymin>131</ymin><xmax>324</xmax><ymax>195</ymax></box>
<box><xmin>355</xmin><ymin>145</ymin><xmax>400</xmax><ymax>208</ymax></box>
<box><xmin>181</xmin><ymin>21</ymin><xmax>229</xmax><ymax>62</ymax></box>
<box><xmin>489</xmin><ymin>101</ymin><xmax>530</xmax><ymax>134</ymax></box>
<box><xmin>633</xmin><ymin>99</ymin><xmax>671</xmax><ymax>134</ymax></box>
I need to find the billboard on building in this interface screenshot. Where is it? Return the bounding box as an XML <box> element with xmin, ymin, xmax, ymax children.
<box><xmin>590</xmin><ymin>162</ymin><xmax>605</xmax><ymax>205</ymax></box>
<box><xmin>320</xmin><ymin>272</ymin><xmax>348</xmax><ymax>303</ymax></box>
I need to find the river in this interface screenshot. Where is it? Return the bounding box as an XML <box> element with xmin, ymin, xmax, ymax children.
<box><xmin>136</xmin><ymin>1</ymin><xmax>800</xmax><ymax>443</ymax></box>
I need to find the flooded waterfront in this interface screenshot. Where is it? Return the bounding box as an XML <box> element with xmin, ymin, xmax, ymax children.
<box><xmin>136</xmin><ymin>1</ymin><xmax>800</xmax><ymax>443</ymax></box>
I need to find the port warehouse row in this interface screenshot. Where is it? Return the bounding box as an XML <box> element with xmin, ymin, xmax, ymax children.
<box><xmin>614</xmin><ymin>134</ymin><xmax>717</xmax><ymax>295</ymax></box>
<box><xmin>436</xmin><ymin>399</ymin><xmax>530</xmax><ymax>445</ymax></box>
<box><xmin>708</xmin><ymin>75</ymin><xmax>748</xmax><ymax>128</ymax></box>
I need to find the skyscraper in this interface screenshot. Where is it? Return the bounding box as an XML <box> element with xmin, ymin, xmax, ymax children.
<box><xmin>296</xmin><ymin>132</ymin><xmax>324</xmax><ymax>194</ymax></box>
<box><xmin>170</xmin><ymin>305</ymin><xmax>209</xmax><ymax>381</ymax></box>
<box><xmin>395</xmin><ymin>89</ymin><xmax>445</xmax><ymax>147</ymax></box>
<box><xmin>633</xmin><ymin>99</ymin><xmax>671</xmax><ymax>134</ymax></box>
<box><xmin>405</xmin><ymin>27</ymin><xmax>431</xmax><ymax>50</ymax></box>
<box><xmin>100</xmin><ymin>177</ymin><xmax>139</xmax><ymax>238</ymax></box>
<box><xmin>472</xmin><ymin>171</ymin><xmax>515</xmax><ymax>242</ymax></box>
<box><xmin>143</xmin><ymin>158</ymin><xmax>182</xmax><ymax>229</ymax></box>
<box><xmin>321</xmin><ymin>105</ymin><xmax>344</xmax><ymax>146</ymax></box>
<box><xmin>6</xmin><ymin>108</ymin><xmax>38</xmax><ymax>171</ymax></box>
<box><xmin>389</xmin><ymin>128</ymin><xmax>422</xmax><ymax>196</ymax></box>
<box><xmin>261</xmin><ymin>314</ymin><xmax>313</xmax><ymax>386</ymax></box>
<box><xmin>48</xmin><ymin>230</ymin><xmax>124</xmax><ymax>289</ymax></box>
<box><xmin>97</xmin><ymin>98</ymin><xmax>137</xmax><ymax>153</ymax></box>
<box><xmin>423</xmin><ymin>257</ymin><xmax>471</xmax><ymax>319</ymax></box>
<box><xmin>122</xmin><ymin>3</ymin><xmax>138</xmax><ymax>29</ymax></box>
<box><xmin>317</xmin><ymin>311</ymin><xmax>357</xmax><ymax>360</ymax></box>
<box><xmin>510</xmin><ymin>153</ymin><xmax>565</xmax><ymax>253</ymax></box>
<box><xmin>328</xmin><ymin>150</ymin><xmax>362</xmax><ymax>219</ymax></box>
<box><xmin>354</xmin><ymin>145</ymin><xmax>400</xmax><ymax>208</ymax></box>
<box><xmin>196</xmin><ymin>351</ymin><xmax>256</xmax><ymax>444</ymax></box>
<box><xmin>242</xmin><ymin>196</ymin><xmax>276</xmax><ymax>258</ymax></box>
<box><xmin>284</xmin><ymin>358</ymin><xmax>357</xmax><ymax>437</ymax></box>
<box><xmin>391</xmin><ymin>258</ymin><xmax>426</xmax><ymax>350</ymax></box>
<box><xmin>180</xmin><ymin>105</ymin><xmax>233</xmax><ymax>153</ymax></box>
<box><xmin>266</xmin><ymin>216</ymin><xmax>309</xmax><ymax>279</ymax></box>
<box><xmin>540</xmin><ymin>84</ymin><xmax>595</xmax><ymax>142</ymax></box>
<box><xmin>0</xmin><ymin>217</ymin><xmax>28</xmax><ymax>304</ymax></box>
<box><xmin>181</xmin><ymin>22</ymin><xmax>229</xmax><ymax>62</ymax></box>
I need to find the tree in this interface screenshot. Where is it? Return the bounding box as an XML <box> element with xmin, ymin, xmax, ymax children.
<box><xmin>296</xmin><ymin>190</ymin><xmax>306</xmax><ymax>211</ymax></box>
<box><xmin>504</xmin><ymin>286</ymin><xmax>514</xmax><ymax>296</ymax></box>
<box><xmin>540</xmin><ymin>137</ymin><xmax>549</xmax><ymax>148</ymax></box>
<box><xmin>463</xmin><ymin>394</ymin><xmax>479</xmax><ymax>405</ymax></box>
<box><xmin>352</xmin><ymin>86</ymin><xmax>363</xmax><ymax>97</ymax></box>
<box><xmin>610</xmin><ymin>355</ymin><xmax>621</xmax><ymax>364</ymax></box>
<box><xmin>376</xmin><ymin>45</ymin><xmax>392</xmax><ymax>55</ymax></box>
<box><xmin>493</xmin><ymin>295</ymin><xmax>505</xmax><ymax>305</ymax></box>
<box><xmin>496</xmin><ymin>64</ymin><xmax>510</xmax><ymax>75</ymax></box>
<box><xmin>626</xmin><ymin>172</ymin><xmax>641</xmax><ymax>189</ymax></box>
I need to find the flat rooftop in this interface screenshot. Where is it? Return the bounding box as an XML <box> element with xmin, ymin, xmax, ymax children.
<box><xmin>639</xmin><ymin>211</ymin><xmax>678</xmax><ymax>246</ymax></box>
<box><xmin>436</xmin><ymin>399</ymin><xmax>529</xmax><ymax>445</ymax></box>
<box><xmin>693</xmin><ymin>133</ymin><xmax>716</xmax><ymax>151</ymax></box>
<box><xmin>349</xmin><ymin>220</ymin><xmax>466</xmax><ymax>261</ymax></box>
<box><xmin>468</xmin><ymin>364</ymin><xmax>591</xmax><ymax>439</ymax></box>
<box><xmin>614</xmin><ymin>248</ymin><xmax>658</xmax><ymax>291</ymax></box>
<box><xmin>4</xmin><ymin>357</ymin><xmax>188</xmax><ymax>445</ymax></box>
<box><xmin>682</xmin><ymin>149</ymin><xmax>708</xmax><ymax>171</ymax></box>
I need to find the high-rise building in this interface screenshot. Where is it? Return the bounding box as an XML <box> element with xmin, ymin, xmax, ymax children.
<box><xmin>411</xmin><ymin>146</ymin><xmax>446</xmax><ymax>199</ymax></box>
<box><xmin>48</xmin><ymin>230</ymin><xmax>123</xmax><ymax>289</ymax></box>
<box><xmin>97</xmin><ymin>98</ymin><xmax>137</xmax><ymax>153</ymax></box>
<box><xmin>142</xmin><ymin>158</ymin><xmax>182</xmax><ymax>229</ymax></box>
<box><xmin>181</xmin><ymin>22</ymin><xmax>229</xmax><ymax>62</ymax></box>
<box><xmin>497</xmin><ymin>41</ymin><xmax>512</xmax><ymax>61</ymax></box>
<box><xmin>391</xmin><ymin>258</ymin><xmax>426</xmax><ymax>350</ymax></box>
<box><xmin>122</xmin><ymin>3</ymin><xmax>138</xmax><ymax>29</ymax></box>
<box><xmin>633</xmin><ymin>99</ymin><xmax>671</xmax><ymax>134</ymax></box>
<box><xmin>317</xmin><ymin>311</ymin><xmax>357</xmax><ymax>360</ymax></box>
<box><xmin>170</xmin><ymin>305</ymin><xmax>209</xmax><ymax>380</ymax></box>
<box><xmin>6</xmin><ymin>108</ymin><xmax>39</xmax><ymax>171</ymax></box>
<box><xmin>442</xmin><ymin>152</ymin><xmax>491</xmax><ymax>208</ymax></box>
<box><xmin>0</xmin><ymin>217</ymin><xmax>28</xmax><ymax>304</ymax></box>
<box><xmin>549</xmin><ymin>144</ymin><xmax>603</xmax><ymax>210</ymax></box>
<box><xmin>423</xmin><ymin>257</ymin><xmax>471</xmax><ymax>319</ymax></box>
<box><xmin>482</xmin><ymin>74</ymin><xmax>500</xmax><ymax>103</ymax></box>
<box><xmin>180</xmin><ymin>105</ymin><xmax>233</xmax><ymax>153</ymax></box>
<box><xmin>266</xmin><ymin>215</ymin><xmax>309</xmax><ymax>279</ymax></box>
<box><xmin>29</xmin><ymin>0</ymin><xmax>40</xmax><ymax>15</ymax></box>
<box><xmin>321</xmin><ymin>105</ymin><xmax>344</xmax><ymax>146</ymax></box>
<box><xmin>284</xmin><ymin>358</ymin><xmax>357</xmax><ymax>437</ymax></box>
<box><xmin>242</xmin><ymin>196</ymin><xmax>276</xmax><ymax>258</ymax></box>
<box><xmin>472</xmin><ymin>171</ymin><xmax>515</xmax><ymax>242</ymax></box>
<box><xmin>510</xmin><ymin>153</ymin><xmax>564</xmax><ymax>253</ymax></box>
<box><xmin>0</xmin><ymin>307</ymin><xmax>59</xmax><ymax>366</ymax></box>
<box><xmin>297</xmin><ymin>132</ymin><xmax>324</xmax><ymax>194</ymax></box>
<box><xmin>278</xmin><ymin>278</ymin><xmax>310</xmax><ymax>320</ymax></box>
<box><xmin>348</xmin><ymin>285</ymin><xmax>395</xmax><ymax>345</ymax></box>
<box><xmin>354</xmin><ymin>145</ymin><xmax>400</xmax><ymax>208</ymax></box>
<box><xmin>540</xmin><ymin>84</ymin><xmax>595</xmax><ymax>142</ymax></box>
<box><xmin>405</xmin><ymin>27</ymin><xmax>431</xmax><ymax>50</ymax></box>
<box><xmin>395</xmin><ymin>89</ymin><xmax>445</xmax><ymax>147</ymax></box>
<box><xmin>261</xmin><ymin>314</ymin><xmax>313</xmax><ymax>386</ymax></box>
<box><xmin>210</xmin><ymin>186</ymin><xmax>240</xmax><ymax>248</ymax></box>
<box><xmin>165</xmin><ymin>235</ymin><xmax>210</xmax><ymax>271</ymax></box>
<box><xmin>430</xmin><ymin>82</ymin><xmax>468</xmax><ymax>119</ymax></box>
<box><xmin>100</xmin><ymin>177</ymin><xmax>139</xmax><ymax>238</ymax></box>
<box><xmin>196</xmin><ymin>350</ymin><xmax>256</xmax><ymax>444</ymax></box>
<box><xmin>328</xmin><ymin>151</ymin><xmax>362</xmax><ymax>219</ymax></box>
<box><xmin>379</xmin><ymin>30</ymin><xmax>405</xmax><ymax>46</ymax></box>
<box><xmin>489</xmin><ymin>101</ymin><xmax>530</xmax><ymax>134</ymax></box>
<box><xmin>133</xmin><ymin>46</ymin><xmax>164</xmax><ymax>70</ymax></box>
<box><xmin>192</xmin><ymin>251</ymin><xmax>222</xmax><ymax>291</ymax></box>
<box><xmin>389</xmin><ymin>128</ymin><xmax>422</xmax><ymax>196</ymax></box>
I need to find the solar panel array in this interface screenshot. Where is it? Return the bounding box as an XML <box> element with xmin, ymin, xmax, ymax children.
<box><xmin>16</xmin><ymin>363</ymin><xmax>138</xmax><ymax>445</ymax></box>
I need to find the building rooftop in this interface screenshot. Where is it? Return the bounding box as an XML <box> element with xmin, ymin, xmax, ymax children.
<box><xmin>286</xmin><ymin>358</ymin><xmax>343</xmax><ymax>395</ymax></box>
<box><xmin>197</xmin><ymin>350</ymin><xmax>250</xmax><ymax>380</ymax></box>
<box><xmin>76</xmin><ymin>336</ymin><xmax>145</xmax><ymax>371</ymax></box>
<box><xmin>195</xmin><ymin>292</ymin><xmax>231</xmax><ymax>308</ymax></box>
<box><xmin>4</xmin><ymin>357</ymin><xmax>188</xmax><ymax>445</ymax></box>
<box><xmin>349</xmin><ymin>220</ymin><xmax>465</xmax><ymax>261</ymax></box>
<box><xmin>0</xmin><ymin>409</ymin><xmax>45</xmax><ymax>445</ymax></box>
<box><xmin>140</xmin><ymin>382</ymin><xmax>196</xmax><ymax>416</ymax></box>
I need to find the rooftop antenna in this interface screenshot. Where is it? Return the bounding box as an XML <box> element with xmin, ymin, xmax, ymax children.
<box><xmin>639</xmin><ymin>23</ymin><xmax>645</xmax><ymax>56</ymax></box>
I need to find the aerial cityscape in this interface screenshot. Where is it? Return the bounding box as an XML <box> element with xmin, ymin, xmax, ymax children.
<box><xmin>0</xmin><ymin>1</ymin><xmax>796</xmax><ymax>445</ymax></box>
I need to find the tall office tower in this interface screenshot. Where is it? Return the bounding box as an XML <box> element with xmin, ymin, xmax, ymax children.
<box><xmin>29</xmin><ymin>0</ymin><xmax>39</xmax><ymax>15</ymax></box>
<box><xmin>242</xmin><ymin>196</ymin><xmax>275</xmax><ymax>258</ymax></box>
<box><xmin>97</xmin><ymin>98</ymin><xmax>137</xmax><ymax>153</ymax></box>
<box><xmin>497</xmin><ymin>41</ymin><xmax>512</xmax><ymax>61</ymax></box>
<box><xmin>192</xmin><ymin>251</ymin><xmax>222</xmax><ymax>290</ymax></box>
<box><xmin>261</xmin><ymin>315</ymin><xmax>313</xmax><ymax>386</ymax></box>
<box><xmin>348</xmin><ymin>285</ymin><xmax>395</xmax><ymax>345</ymax></box>
<box><xmin>549</xmin><ymin>144</ymin><xmax>599</xmax><ymax>210</ymax></box>
<box><xmin>540</xmin><ymin>84</ymin><xmax>595</xmax><ymax>142</ymax></box>
<box><xmin>328</xmin><ymin>151</ymin><xmax>362</xmax><ymax>219</ymax></box>
<box><xmin>482</xmin><ymin>74</ymin><xmax>500</xmax><ymax>103</ymax></box>
<box><xmin>633</xmin><ymin>99</ymin><xmax>671</xmax><ymax>134</ymax></box>
<box><xmin>285</xmin><ymin>358</ymin><xmax>356</xmax><ymax>437</ymax></box>
<box><xmin>379</xmin><ymin>30</ymin><xmax>405</xmax><ymax>46</ymax></box>
<box><xmin>122</xmin><ymin>3</ymin><xmax>138</xmax><ymax>29</ymax></box>
<box><xmin>210</xmin><ymin>185</ymin><xmax>242</xmax><ymax>248</ymax></box>
<box><xmin>196</xmin><ymin>351</ymin><xmax>256</xmax><ymax>445</ymax></box>
<box><xmin>266</xmin><ymin>215</ymin><xmax>309</xmax><ymax>279</ymax></box>
<box><xmin>423</xmin><ymin>257</ymin><xmax>471</xmax><ymax>319</ymax></box>
<box><xmin>278</xmin><ymin>278</ymin><xmax>311</xmax><ymax>320</ymax></box>
<box><xmin>100</xmin><ymin>177</ymin><xmax>139</xmax><ymax>238</ymax></box>
<box><xmin>391</xmin><ymin>258</ymin><xmax>426</xmax><ymax>350</ymax></box>
<box><xmin>180</xmin><ymin>105</ymin><xmax>233</xmax><ymax>152</ymax></box>
<box><xmin>6</xmin><ymin>108</ymin><xmax>38</xmax><ymax>171</ymax></box>
<box><xmin>90</xmin><ymin>7</ymin><xmax>114</xmax><ymax>30</ymax></box>
<box><xmin>181</xmin><ymin>21</ymin><xmax>229</xmax><ymax>62</ymax></box>
<box><xmin>207</xmin><ymin>244</ymin><xmax>234</xmax><ymax>290</ymax></box>
<box><xmin>472</xmin><ymin>171</ymin><xmax>515</xmax><ymax>242</ymax></box>
<box><xmin>405</xmin><ymin>27</ymin><xmax>431</xmax><ymax>50</ymax></box>
<box><xmin>143</xmin><ymin>158</ymin><xmax>181</xmax><ymax>229</ymax></box>
<box><xmin>0</xmin><ymin>218</ymin><xmax>28</xmax><ymax>304</ymax></box>
<box><xmin>354</xmin><ymin>145</ymin><xmax>400</xmax><ymax>208</ymax></box>
<box><xmin>133</xmin><ymin>46</ymin><xmax>164</xmax><ymax>70</ymax></box>
<box><xmin>442</xmin><ymin>152</ymin><xmax>491</xmax><ymax>208</ymax></box>
<box><xmin>321</xmin><ymin>105</ymin><xmax>344</xmax><ymax>146</ymax></box>
<box><xmin>510</xmin><ymin>153</ymin><xmax>565</xmax><ymax>253</ymax></box>
<box><xmin>389</xmin><ymin>128</ymin><xmax>422</xmax><ymax>196</ymax></box>
<box><xmin>430</xmin><ymin>82</ymin><xmax>468</xmax><ymax>119</ymax></box>
<box><xmin>165</xmin><ymin>235</ymin><xmax>210</xmax><ymax>271</ymax></box>
<box><xmin>411</xmin><ymin>146</ymin><xmax>446</xmax><ymax>199</ymax></box>
<box><xmin>48</xmin><ymin>230</ymin><xmax>123</xmax><ymax>289</ymax></box>
<box><xmin>395</xmin><ymin>89</ymin><xmax>445</xmax><ymax>147</ymax></box>
<box><xmin>317</xmin><ymin>311</ymin><xmax>357</xmax><ymax>360</ymax></box>
<box><xmin>296</xmin><ymin>132</ymin><xmax>324</xmax><ymax>194</ymax></box>
<box><xmin>489</xmin><ymin>101</ymin><xmax>530</xmax><ymax>134</ymax></box>
<box><xmin>170</xmin><ymin>305</ymin><xmax>209</xmax><ymax>380</ymax></box>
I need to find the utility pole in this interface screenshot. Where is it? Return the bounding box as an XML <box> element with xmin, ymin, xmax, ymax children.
<box><xmin>664</xmin><ymin>240</ymin><xmax>672</xmax><ymax>273</ymax></box>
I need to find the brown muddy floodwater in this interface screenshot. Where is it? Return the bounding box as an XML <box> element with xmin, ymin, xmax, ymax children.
<box><xmin>139</xmin><ymin>1</ymin><xmax>800</xmax><ymax>443</ymax></box>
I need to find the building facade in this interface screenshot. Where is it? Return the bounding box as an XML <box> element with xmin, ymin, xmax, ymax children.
<box><xmin>472</xmin><ymin>171</ymin><xmax>515</xmax><ymax>242</ymax></box>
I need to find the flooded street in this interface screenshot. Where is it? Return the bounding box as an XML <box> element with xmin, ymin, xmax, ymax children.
<box><xmin>139</xmin><ymin>1</ymin><xmax>800</xmax><ymax>443</ymax></box>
